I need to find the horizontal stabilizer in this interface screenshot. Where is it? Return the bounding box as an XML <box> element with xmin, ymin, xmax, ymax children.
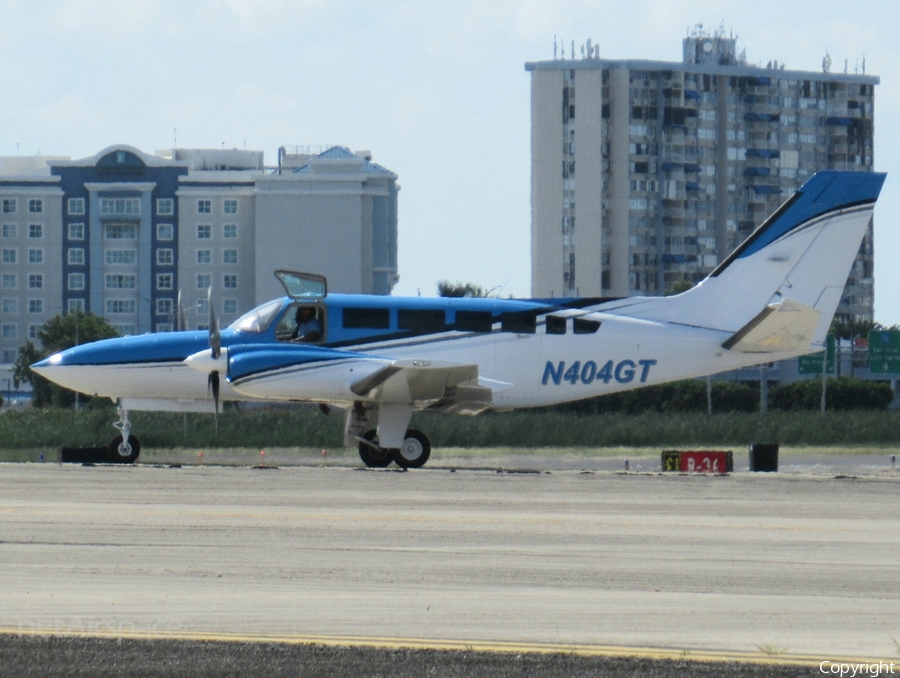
<box><xmin>722</xmin><ymin>299</ymin><xmax>820</xmax><ymax>353</ymax></box>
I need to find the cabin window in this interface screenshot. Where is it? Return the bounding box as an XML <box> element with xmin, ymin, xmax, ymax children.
<box><xmin>546</xmin><ymin>315</ymin><xmax>566</xmax><ymax>335</ymax></box>
<box><xmin>455</xmin><ymin>310</ymin><xmax>493</xmax><ymax>332</ymax></box>
<box><xmin>343</xmin><ymin>307</ymin><xmax>390</xmax><ymax>329</ymax></box>
<box><xmin>501</xmin><ymin>311</ymin><xmax>536</xmax><ymax>334</ymax></box>
<box><xmin>398</xmin><ymin>309</ymin><xmax>446</xmax><ymax>332</ymax></box>
<box><xmin>574</xmin><ymin>318</ymin><xmax>601</xmax><ymax>334</ymax></box>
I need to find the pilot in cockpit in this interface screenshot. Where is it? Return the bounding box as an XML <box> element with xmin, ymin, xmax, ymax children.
<box><xmin>292</xmin><ymin>306</ymin><xmax>323</xmax><ymax>343</ymax></box>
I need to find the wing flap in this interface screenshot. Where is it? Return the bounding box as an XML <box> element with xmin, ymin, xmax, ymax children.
<box><xmin>350</xmin><ymin>359</ymin><xmax>480</xmax><ymax>405</ymax></box>
<box><xmin>722</xmin><ymin>299</ymin><xmax>821</xmax><ymax>353</ymax></box>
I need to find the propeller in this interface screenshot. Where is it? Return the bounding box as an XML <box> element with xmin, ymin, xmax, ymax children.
<box><xmin>182</xmin><ymin>287</ymin><xmax>227</xmax><ymax>432</ymax></box>
<box><xmin>208</xmin><ymin>286</ymin><xmax>221</xmax><ymax>420</ymax></box>
<box><xmin>176</xmin><ymin>289</ymin><xmax>187</xmax><ymax>331</ymax></box>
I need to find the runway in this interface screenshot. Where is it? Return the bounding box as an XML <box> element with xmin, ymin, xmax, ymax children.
<box><xmin>1</xmin><ymin>461</ymin><xmax>898</xmax><ymax>668</ymax></box>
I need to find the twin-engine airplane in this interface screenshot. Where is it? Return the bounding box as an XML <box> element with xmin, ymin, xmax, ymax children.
<box><xmin>32</xmin><ymin>170</ymin><xmax>886</xmax><ymax>468</ymax></box>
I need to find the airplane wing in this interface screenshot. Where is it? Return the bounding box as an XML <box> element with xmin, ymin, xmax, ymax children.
<box><xmin>351</xmin><ymin>359</ymin><xmax>505</xmax><ymax>415</ymax></box>
<box><xmin>721</xmin><ymin>299</ymin><xmax>821</xmax><ymax>353</ymax></box>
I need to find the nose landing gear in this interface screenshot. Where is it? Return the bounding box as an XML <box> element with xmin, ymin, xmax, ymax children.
<box><xmin>109</xmin><ymin>404</ymin><xmax>140</xmax><ymax>463</ymax></box>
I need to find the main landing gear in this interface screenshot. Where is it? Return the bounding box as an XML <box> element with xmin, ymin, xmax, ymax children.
<box><xmin>109</xmin><ymin>404</ymin><xmax>140</xmax><ymax>463</ymax></box>
<box><xmin>358</xmin><ymin>428</ymin><xmax>431</xmax><ymax>469</ymax></box>
<box><xmin>347</xmin><ymin>402</ymin><xmax>432</xmax><ymax>469</ymax></box>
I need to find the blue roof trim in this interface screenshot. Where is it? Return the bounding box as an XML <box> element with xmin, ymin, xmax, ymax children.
<box><xmin>711</xmin><ymin>170</ymin><xmax>887</xmax><ymax>277</ymax></box>
<box><xmin>318</xmin><ymin>146</ymin><xmax>356</xmax><ymax>159</ymax></box>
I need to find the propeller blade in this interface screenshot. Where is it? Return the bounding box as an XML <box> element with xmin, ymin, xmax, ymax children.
<box><xmin>209</xmin><ymin>371</ymin><xmax>220</xmax><ymax>415</ymax></box>
<box><xmin>177</xmin><ymin>289</ymin><xmax>187</xmax><ymax>331</ymax></box>
<box><xmin>208</xmin><ymin>286</ymin><xmax>220</xmax><ymax>359</ymax></box>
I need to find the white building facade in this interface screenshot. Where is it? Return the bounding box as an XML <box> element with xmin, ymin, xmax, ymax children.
<box><xmin>526</xmin><ymin>29</ymin><xmax>878</xmax><ymax>322</ymax></box>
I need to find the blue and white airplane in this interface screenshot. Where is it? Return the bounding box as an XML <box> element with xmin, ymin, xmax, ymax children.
<box><xmin>32</xmin><ymin>170</ymin><xmax>886</xmax><ymax>468</ymax></box>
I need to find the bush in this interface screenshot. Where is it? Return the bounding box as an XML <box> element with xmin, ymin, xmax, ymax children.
<box><xmin>769</xmin><ymin>377</ymin><xmax>894</xmax><ymax>411</ymax></box>
<box><xmin>551</xmin><ymin>379</ymin><xmax>758</xmax><ymax>415</ymax></box>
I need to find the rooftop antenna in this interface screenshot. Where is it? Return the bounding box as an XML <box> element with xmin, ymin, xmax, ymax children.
<box><xmin>553</xmin><ymin>34</ymin><xmax>557</xmax><ymax>59</ymax></box>
<box><xmin>174</xmin><ymin>128</ymin><xmax>177</xmax><ymax>147</ymax></box>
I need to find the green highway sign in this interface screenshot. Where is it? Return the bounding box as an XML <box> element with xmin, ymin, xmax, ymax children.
<box><xmin>868</xmin><ymin>330</ymin><xmax>900</xmax><ymax>374</ymax></box>
<box><xmin>798</xmin><ymin>334</ymin><xmax>835</xmax><ymax>375</ymax></box>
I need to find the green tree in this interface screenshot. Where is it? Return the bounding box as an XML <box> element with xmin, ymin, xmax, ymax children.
<box><xmin>13</xmin><ymin>312</ymin><xmax>119</xmax><ymax>407</ymax></box>
<box><xmin>438</xmin><ymin>281</ymin><xmax>487</xmax><ymax>298</ymax></box>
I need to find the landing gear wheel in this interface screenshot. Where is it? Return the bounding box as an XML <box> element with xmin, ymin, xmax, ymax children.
<box><xmin>109</xmin><ymin>434</ymin><xmax>140</xmax><ymax>463</ymax></box>
<box><xmin>358</xmin><ymin>430</ymin><xmax>392</xmax><ymax>468</ymax></box>
<box><xmin>391</xmin><ymin>429</ymin><xmax>431</xmax><ymax>469</ymax></box>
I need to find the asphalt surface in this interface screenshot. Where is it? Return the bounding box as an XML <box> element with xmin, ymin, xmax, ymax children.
<box><xmin>1</xmin><ymin>459</ymin><xmax>899</xmax><ymax>675</ymax></box>
<box><xmin>0</xmin><ymin>635</ymin><xmax>836</xmax><ymax>677</ymax></box>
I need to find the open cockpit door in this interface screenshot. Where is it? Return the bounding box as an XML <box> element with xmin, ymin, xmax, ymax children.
<box><xmin>275</xmin><ymin>270</ymin><xmax>327</xmax><ymax>300</ymax></box>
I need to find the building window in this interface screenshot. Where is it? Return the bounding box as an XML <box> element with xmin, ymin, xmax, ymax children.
<box><xmin>223</xmin><ymin>224</ymin><xmax>237</xmax><ymax>239</ymax></box>
<box><xmin>197</xmin><ymin>274</ymin><xmax>211</xmax><ymax>289</ymax></box>
<box><xmin>28</xmin><ymin>324</ymin><xmax>41</xmax><ymax>339</ymax></box>
<box><xmin>28</xmin><ymin>224</ymin><xmax>43</xmax><ymax>238</ymax></box>
<box><xmin>156</xmin><ymin>198</ymin><xmax>174</xmax><ymax>216</ymax></box>
<box><xmin>156</xmin><ymin>299</ymin><xmax>173</xmax><ymax>316</ymax></box>
<box><xmin>156</xmin><ymin>248</ymin><xmax>174</xmax><ymax>265</ymax></box>
<box><xmin>1</xmin><ymin>273</ymin><xmax>16</xmax><ymax>289</ymax></box>
<box><xmin>28</xmin><ymin>248</ymin><xmax>43</xmax><ymax>264</ymax></box>
<box><xmin>105</xmin><ymin>249</ymin><xmax>136</xmax><ymax>265</ymax></box>
<box><xmin>156</xmin><ymin>273</ymin><xmax>174</xmax><ymax>290</ymax></box>
<box><xmin>157</xmin><ymin>223</ymin><xmax>174</xmax><ymax>241</ymax></box>
<box><xmin>1</xmin><ymin>224</ymin><xmax>15</xmax><ymax>238</ymax></box>
<box><xmin>68</xmin><ymin>198</ymin><xmax>86</xmax><ymax>215</ymax></box>
<box><xmin>1</xmin><ymin>299</ymin><xmax>16</xmax><ymax>314</ymax></box>
<box><xmin>68</xmin><ymin>273</ymin><xmax>85</xmax><ymax>290</ymax></box>
<box><xmin>67</xmin><ymin>298</ymin><xmax>85</xmax><ymax>313</ymax></box>
<box><xmin>105</xmin><ymin>274</ymin><xmax>136</xmax><ymax>289</ymax></box>
<box><xmin>1</xmin><ymin>324</ymin><xmax>17</xmax><ymax>339</ymax></box>
<box><xmin>223</xmin><ymin>274</ymin><xmax>237</xmax><ymax>289</ymax></box>
<box><xmin>105</xmin><ymin>223</ymin><xmax>136</xmax><ymax>239</ymax></box>
<box><xmin>28</xmin><ymin>299</ymin><xmax>43</xmax><ymax>314</ymax></box>
<box><xmin>100</xmin><ymin>198</ymin><xmax>140</xmax><ymax>215</ymax></box>
<box><xmin>1</xmin><ymin>199</ymin><xmax>16</xmax><ymax>213</ymax></box>
<box><xmin>114</xmin><ymin>324</ymin><xmax>136</xmax><ymax>335</ymax></box>
<box><xmin>223</xmin><ymin>199</ymin><xmax>238</xmax><ymax>214</ymax></box>
<box><xmin>197</xmin><ymin>224</ymin><xmax>211</xmax><ymax>239</ymax></box>
<box><xmin>68</xmin><ymin>223</ymin><xmax>85</xmax><ymax>240</ymax></box>
<box><xmin>28</xmin><ymin>199</ymin><xmax>43</xmax><ymax>214</ymax></box>
<box><xmin>197</xmin><ymin>199</ymin><xmax>211</xmax><ymax>214</ymax></box>
<box><xmin>196</xmin><ymin>298</ymin><xmax>209</xmax><ymax>315</ymax></box>
<box><xmin>156</xmin><ymin>322</ymin><xmax>173</xmax><ymax>332</ymax></box>
<box><xmin>197</xmin><ymin>249</ymin><xmax>211</xmax><ymax>264</ymax></box>
<box><xmin>223</xmin><ymin>249</ymin><xmax>237</xmax><ymax>264</ymax></box>
<box><xmin>106</xmin><ymin>299</ymin><xmax>136</xmax><ymax>314</ymax></box>
<box><xmin>223</xmin><ymin>299</ymin><xmax>238</xmax><ymax>314</ymax></box>
<box><xmin>1</xmin><ymin>248</ymin><xmax>15</xmax><ymax>264</ymax></box>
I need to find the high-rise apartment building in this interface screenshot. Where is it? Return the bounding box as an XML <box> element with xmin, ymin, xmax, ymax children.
<box><xmin>0</xmin><ymin>144</ymin><xmax>399</xmax><ymax>382</ymax></box>
<box><xmin>526</xmin><ymin>27</ymin><xmax>877</xmax><ymax>322</ymax></box>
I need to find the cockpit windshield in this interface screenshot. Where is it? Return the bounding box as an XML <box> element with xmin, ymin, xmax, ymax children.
<box><xmin>228</xmin><ymin>299</ymin><xmax>284</xmax><ymax>334</ymax></box>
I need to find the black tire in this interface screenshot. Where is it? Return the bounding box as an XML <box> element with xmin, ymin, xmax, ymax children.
<box><xmin>108</xmin><ymin>434</ymin><xmax>140</xmax><ymax>463</ymax></box>
<box><xmin>358</xmin><ymin>430</ymin><xmax>392</xmax><ymax>468</ymax></box>
<box><xmin>391</xmin><ymin>429</ymin><xmax>431</xmax><ymax>469</ymax></box>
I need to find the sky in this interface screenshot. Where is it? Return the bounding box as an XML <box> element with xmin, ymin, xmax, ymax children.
<box><xmin>1</xmin><ymin>0</ymin><xmax>899</xmax><ymax>321</ymax></box>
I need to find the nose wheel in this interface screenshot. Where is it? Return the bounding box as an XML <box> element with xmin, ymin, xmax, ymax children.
<box><xmin>109</xmin><ymin>434</ymin><xmax>141</xmax><ymax>463</ymax></box>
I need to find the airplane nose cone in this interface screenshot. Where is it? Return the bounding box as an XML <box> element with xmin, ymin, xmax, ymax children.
<box><xmin>184</xmin><ymin>348</ymin><xmax>228</xmax><ymax>375</ymax></box>
<box><xmin>30</xmin><ymin>352</ymin><xmax>64</xmax><ymax>377</ymax></box>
